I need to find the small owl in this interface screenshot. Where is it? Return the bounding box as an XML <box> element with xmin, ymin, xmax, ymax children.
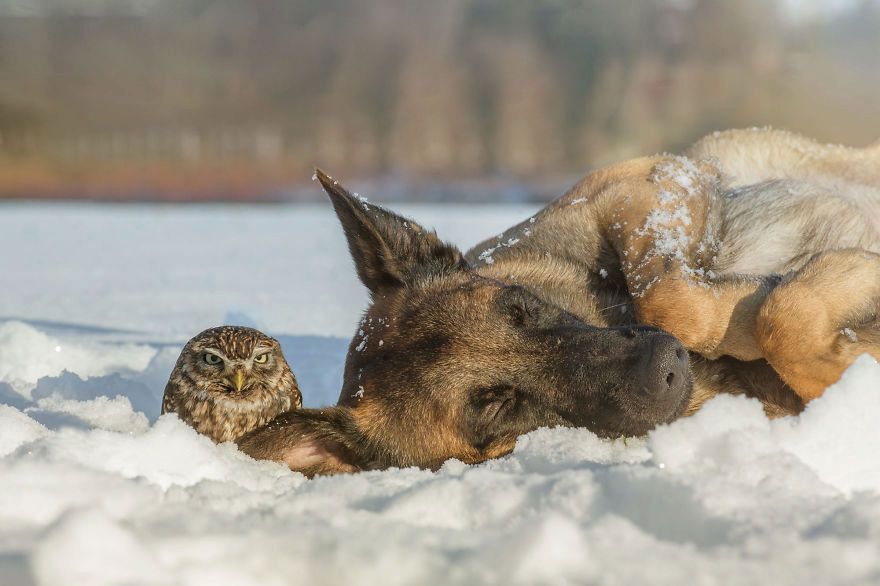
<box><xmin>162</xmin><ymin>326</ymin><xmax>302</xmax><ymax>443</ymax></box>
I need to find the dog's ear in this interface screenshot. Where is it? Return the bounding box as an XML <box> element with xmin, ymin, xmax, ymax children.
<box><xmin>315</xmin><ymin>169</ymin><xmax>467</xmax><ymax>294</ymax></box>
<box><xmin>236</xmin><ymin>407</ymin><xmax>369</xmax><ymax>477</ymax></box>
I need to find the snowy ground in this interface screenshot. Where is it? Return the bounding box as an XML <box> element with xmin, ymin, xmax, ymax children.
<box><xmin>3</xmin><ymin>202</ymin><xmax>880</xmax><ymax>586</ymax></box>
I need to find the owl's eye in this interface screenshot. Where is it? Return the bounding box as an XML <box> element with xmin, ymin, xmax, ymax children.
<box><xmin>254</xmin><ymin>353</ymin><xmax>269</xmax><ymax>364</ymax></box>
<box><xmin>204</xmin><ymin>353</ymin><xmax>223</xmax><ymax>365</ymax></box>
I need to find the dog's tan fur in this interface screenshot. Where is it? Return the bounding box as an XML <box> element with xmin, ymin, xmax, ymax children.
<box><xmin>238</xmin><ymin>128</ymin><xmax>879</xmax><ymax>476</ymax></box>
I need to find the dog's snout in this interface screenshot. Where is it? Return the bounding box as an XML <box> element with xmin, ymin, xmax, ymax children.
<box><xmin>638</xmin><ymin>334</ymin><xmax>690</xmax><ymax>400</ymax></box>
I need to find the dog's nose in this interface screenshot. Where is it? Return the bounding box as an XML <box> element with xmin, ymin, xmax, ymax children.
<box><xmin>638</xmin><ymin>334</ymin><xmax>690</xmax><ymax>400</ymax></box>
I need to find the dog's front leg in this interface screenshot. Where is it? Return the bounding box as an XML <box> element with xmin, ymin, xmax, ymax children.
<box><xmin>630</xmin><ymin>263</ymin><xmax>777</xmax><ymax>361</ymax></box>
<box><xmin>756</xmin><ymin>249</ymin><xmax>880</xmax><ymax>401</ymax></box>
<box><xmin>603</xmin><ymin>155</ymin><xmax>775</xmax><ymax>360</ymax></box>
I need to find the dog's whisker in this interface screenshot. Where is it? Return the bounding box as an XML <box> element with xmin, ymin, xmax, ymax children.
<box><xmin>599</xmin><ymin>301</ymin><xmax>632</xmax><ymax>314</ymax></box>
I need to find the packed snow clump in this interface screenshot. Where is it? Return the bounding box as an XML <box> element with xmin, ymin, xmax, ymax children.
<box><xmin>0</xmin><ymin>321</ymin><xmax>155</xmax><ymax>396</ymax></box>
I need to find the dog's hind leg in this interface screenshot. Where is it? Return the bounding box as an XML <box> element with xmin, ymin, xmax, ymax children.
<box><xmin>756</xmin><ymin>249</ymin><xmax>880</xmax><ymax>401</ymax></box>
<box><xmin>604</xmin><ymin>156</ymin><xmax>777</xmax><ymax>361</ymax></box>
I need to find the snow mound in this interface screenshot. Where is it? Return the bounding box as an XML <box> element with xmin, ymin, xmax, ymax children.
<box><xmin>776</xmin><ymin>354</ymin><xmax>880</xmax><ymax>494</ymax></box>
<box><xmin>32</xmin><ymin>509</ymin><xmax>172</xmax><ymax>586</ymax></box>
<box><xmin>23</xmin><ymin>414</ymin><xmax>297</xmax><ymax>491</ymax></box>
<box><xmin>26</xmin><ymin>395</ymin><xmax>150</xmax><ymax>434</ymax></box>
<box><xmin>31</xmin><ymin>370</ymin><xmax>160</xmax><ymax>422</ymax></box>
<box><xmin>650</xmin><ymin>354</ymin><xmax>880</xmax><ymax>496</ymax></box>
<box><xmin>0</xmin><ymin>321</ymin><xmax>156</xmax><ymax>396</ymax></box>
<box><xmin>0</xmin><ymin>404</ymin><xmax>48</xmax><ymax>456</ymax></box>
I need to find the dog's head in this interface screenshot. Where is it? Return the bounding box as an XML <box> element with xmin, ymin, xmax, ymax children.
<box><xmin>237</xmin><ymin>171</ymin><xmax>692</xmax><ymax>475</ymax></box>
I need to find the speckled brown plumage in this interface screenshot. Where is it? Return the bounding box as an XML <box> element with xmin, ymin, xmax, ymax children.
<box><xmin>162</xmin><ymin>326</ymin><xmax>301</xmax><ymax>443</ymax></box>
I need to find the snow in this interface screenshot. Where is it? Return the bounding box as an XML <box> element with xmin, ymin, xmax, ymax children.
<box><xmin>476</xmin><ymin>235</ymin><xmax>526</xmax><ymax>266</ymax></box>
<box><xmin>650</xmin><ymin>356</ymin><xmax>880</xmax><ymax>497</ymax></box>
<box><xmin>3</xmin><ymin>202</ymin><xmax>880</xmax><ymax>585</ymax></box>
<box><xmin>0</xmin><ymin>320</ymin><xmax>156</xmax><ymax>396</ymax></box>
<box><xmin>25</xmin><ymin>395</ymin><xmax>150</xmax><ymax>434</ymax></box>
<box><xmin>0</xmin><ymin>404</ymin><xmax>48</xmax><ymax>456</ymax></box>
<box><xmin>32</xmin><ymin>509</ymin><xmax>171</xmax><ymax>586</ymax></box>
<box><xmin>622</xmin><ymin>155</ymin><xmax>724</xmax><ymax>297</ymax></box>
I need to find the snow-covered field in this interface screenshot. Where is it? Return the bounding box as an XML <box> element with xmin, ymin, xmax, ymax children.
<box><xmin>3</xmin><ymin>202</ymin><xmax>880</xmax><ymax>586</ymax></box>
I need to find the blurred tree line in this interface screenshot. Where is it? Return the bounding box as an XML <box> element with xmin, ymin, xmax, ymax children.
<box><xmin>0</xmin><ymin>0</ymin><xmax>877</xmax><ymax>198</ymax></box>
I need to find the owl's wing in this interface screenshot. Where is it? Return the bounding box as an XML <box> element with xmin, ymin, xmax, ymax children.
<box><xmin>161</xmin><ymin>385</ymin><xmax>177</xmax><ymax>415</ymax></box>
<box><xmin>283</xmin><ymin>367</ymin><xmax>303</xmax><ymax>411</ymax></box>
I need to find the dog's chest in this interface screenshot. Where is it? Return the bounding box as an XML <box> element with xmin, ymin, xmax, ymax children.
<box><xmin>715</xmin><ymin>180</ymin><xmax>880</xmax><ymax>275</ymax></box>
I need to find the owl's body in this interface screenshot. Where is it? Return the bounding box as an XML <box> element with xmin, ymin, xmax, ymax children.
<box><xmin>162</xmin><ymin>326</ymin><xmax>302</xmax><ymax>443</ymax></box>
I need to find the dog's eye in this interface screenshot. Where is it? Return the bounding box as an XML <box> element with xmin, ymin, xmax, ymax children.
<box><xmin>473</xmin><ymin>385</ymin><xmax>517</xmax><ymax>421</ymax></box>
<box><xmin>485</xmin><ymin>397</ymin><xmax>515</xmax><ymax>421</ymax></box>
<box><xmin>507</xmin><ymin>303</ymin><xmax>527</xmax><ymax>325</ymax></box>
<box><xmin>500</xmin><ymin>287</ymin><xmax>547</xmax><ymax>328</ymax></box>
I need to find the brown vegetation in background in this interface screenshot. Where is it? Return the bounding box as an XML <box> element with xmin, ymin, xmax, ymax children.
<box><xmin>0</xmin><ymin>0</ymin><xmax>878</xmax><ymax>201</ymax></box>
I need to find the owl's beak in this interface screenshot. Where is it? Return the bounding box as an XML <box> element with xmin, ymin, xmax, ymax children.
<box><xmin>232</xmin><ymin>369</ymin><xmax>246</xmax><ymax>392</ymax></box>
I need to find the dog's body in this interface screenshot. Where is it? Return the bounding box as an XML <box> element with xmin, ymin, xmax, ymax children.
<box><xmin>467</xmin><ymin>128</ymin><xmax>880</xmax><ymax>414</ymax></box>
<box><xmin>238</xmin><ymin>128</ymin><xmax>880</xmax><ymax>476</ymax></box>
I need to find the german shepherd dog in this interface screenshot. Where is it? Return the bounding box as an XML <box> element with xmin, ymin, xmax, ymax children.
<box><xmin>238</xmin><ymin>128</ymin><xmax>880</xmax><ymax>476</ymax></box>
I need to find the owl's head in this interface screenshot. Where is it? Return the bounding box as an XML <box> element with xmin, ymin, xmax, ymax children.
<box><xmin>178</xmin><ymin>326</ymin><xmax>293</xmax><ymax>400</ymax></box>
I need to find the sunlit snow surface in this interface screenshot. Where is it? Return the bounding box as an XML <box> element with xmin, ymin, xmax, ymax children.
<box><xmin>3</xmin><ymin>203</ymin><xmax>880</xmax><ymax>586</ymax></box>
